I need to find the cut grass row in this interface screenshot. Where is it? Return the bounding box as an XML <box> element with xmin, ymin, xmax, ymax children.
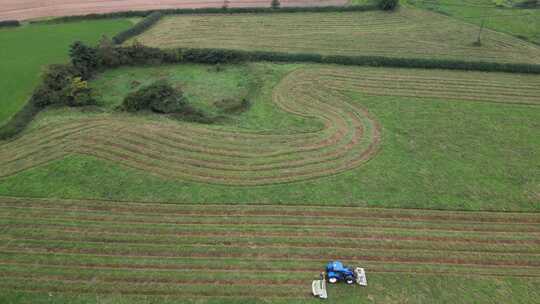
<box><xmin>2</xmin><ymin>196</ymin><xmax>538</xmax><ymax>223</ymax></box>
<box><xmin>136</xmin><ymin>8</ymin><xmax>540</xmax><ymax>64</ymax></box>
<box><xmin>0</xmin><ymin>196</ymin><xmax>539</xmax><ymax>301</ymax></box>
<box><xmin>0</xmin><ymin>67</ymin><xmax>382</xmax><ymax>185</ymax></box>
<box><xmin>1</xmin><ymin>63</ymin><xmax>539</xmax><ymax>210</ymax></box>
<box><xmin>2</xmin><ymin>65</ymin><xmax>540</xmax><ymax>186</ymax></box>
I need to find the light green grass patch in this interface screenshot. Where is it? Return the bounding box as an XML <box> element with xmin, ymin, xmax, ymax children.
<box><xmin>405</xmin><ymin>0</ymin><xmax>540</xmax><ymax>44</ymax></box>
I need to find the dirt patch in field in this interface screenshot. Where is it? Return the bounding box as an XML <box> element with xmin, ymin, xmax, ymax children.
<box><xmin>0</xmin><ymin>0</ymin><xmax>348</xmax><ymax>21</ymax></box>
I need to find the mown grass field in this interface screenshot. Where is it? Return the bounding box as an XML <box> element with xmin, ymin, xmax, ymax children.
<box><xmin>0</xmin><ymin>19</ymin><xmax>132</xmax><ymax>126</ymax></box>
<box><xmin>405</xmin><ymin>0</ymin><xmax>540</xmax><ymax>44</ymax></box>
<box><xmin>135</xmin><ymin>8</ymin><xmax>540</xmax><ymax>64</ymax></box>
<box><xmin>0</xmin><ymin>196</ymin><xmax>539</xmax><ymax>303</ymax></box>
<box><xmin>1</xmin><ymin>63</ymin><xmax>539</xmax><ymax>211</ymax></box>
<box><xmin>1</xmin><ymin>5</ymin><xmax>540</xmax><ymax>303</ymax></box>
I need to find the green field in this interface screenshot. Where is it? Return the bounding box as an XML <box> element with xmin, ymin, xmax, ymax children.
<box><xmin>0</xmin><ymin>196</ymin><xmax>538</xmax><ymax>303</ymax></box>
<box><xmin>1</xmin><ymin>63</ymin><xmax>539</xmax><ymax>211</ymax></box>
<box><xmin>135</xmin><ymin>8</ymin><xmax>540</xmax><ymax>64</ymax></box>
<box><xmin>405</xmin><ymin>0</ymin><xmax>540</xmax><ymax>44</ymax></box>
<box><xmin>0</xmin><ymin>19</ymin><xmax>132</xmax><ymax>126</ymax></box>
<box><xmin>1</xmin><ymin>3</ymin><xmax>540</xmax><ymax>303</ymax></box>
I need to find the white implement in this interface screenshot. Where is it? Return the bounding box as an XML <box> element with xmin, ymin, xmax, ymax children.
<box><xmin>355</xmin><ymin>267</ymin><xmax>367</xmax><ymax>286</ymax></box>
<box><xmin>312</xmin><ymin>274</ymin><xmax>328</xmax><ymax>299</ymax></box>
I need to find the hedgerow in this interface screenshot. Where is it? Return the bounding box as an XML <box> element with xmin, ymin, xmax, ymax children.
<box><xmin>30</xmin><ymin>5</ymin><xmax>380</xmax><ymax>24</ymax></box>
<box><xmin>0</xmin><ymin>20</ymin><xmax>20</xmax><ymax>27</ymax></box>
<box><xmin>112</xmin><ymin>12</ymin><xmax>163</xmax><ymax>44</ymax></box>
<box><xmin>98</xmin><ymin>45</ymin><xmax>540</xmax><ymax>74</ymax></box>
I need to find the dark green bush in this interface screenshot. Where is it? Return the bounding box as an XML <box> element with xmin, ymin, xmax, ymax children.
<box><xmin>113</xmin><ymin>12</ymin><xmax>163</xmax><ymax>45</ymax></box>
<box><xmin>69</xmin><ymin>41</ymin><xmax>99</xmax><ymax>79</ymax></box>
<box><xmin>271</xmin><ymin>0</ymin><xmax>281</xmax><ymax>9</ymax></box>
<box><xmin>31</xmin><ymin>64</ymin><xmax>77</xmax><ymax>107</ymax></box>
<box><xmin>120</xmin><ymin>80</ymin><xmax>186</xmax><ymax>113</ymax></box>
<box><xmin>0</xmin><ymin>20</ymin><xmax>20</xmax><ymax>27</ymax></box>
<box><xmin>379</xmin><ymin>0</ymin><xmax>399</xmax><ymax>10</ymax></box>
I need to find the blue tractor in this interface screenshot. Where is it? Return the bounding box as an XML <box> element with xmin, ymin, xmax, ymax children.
<box><xmin>325</xmin><ymin>261</ymin><xmax>367</xmax><ymax>285</ymax></box>
<box><xmin>312</xmin><ymin>261</ymin><xmax>367</xmax><ymax>298</ymax></box>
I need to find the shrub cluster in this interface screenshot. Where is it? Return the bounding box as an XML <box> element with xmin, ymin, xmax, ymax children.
<box><xmin>0</xmin><ymin>64</ymin><xmax>95</xmax><ymax>140</ymax></box>
<box><xmin>119</xmin><ymin>80</ymin><xmax>186</xmax><ymax>113</ymax></box>
<box><xmin>31</xmin><ymin>64</ymin><xmax>96</xmax><ymax>108</ymax></box>
<box><xmin>0</xmin><ymin>20</ymin><xmax>20</xmax><ymax>27</ymax></box>
<box><xmin>113</xmin><ymin>12</ymin><xmax>163</xmax><ymax>44</ymax></box>
<box><xmin>119</xmin><ymin>80</ymin><xmax>213</xmax><ymax>123</ymax></box>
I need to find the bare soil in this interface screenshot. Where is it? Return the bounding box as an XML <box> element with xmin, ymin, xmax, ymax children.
<box><xmin>0</xmin><ymin>0</ymin><xmax>348</xmax><ymax>21</ymax></box>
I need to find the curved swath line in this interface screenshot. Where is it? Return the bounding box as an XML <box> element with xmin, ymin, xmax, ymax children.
<box><xmin>70</xmin><ymin>84</ymin><xmax>376</xmax><ymax>182</ymax></box>
<box><xmin>0</xmin><ymin>123</ymin><xmax>109</xmax><ymax>163</ymax></box>
<box><xmin>77</xmin><ymin>125</ymin><xmax>356</xmax><ymax>173</ymax></box>
<box><xmin>0</xmin><ymin>68</ymin><xmax>381</xmax><ymax>185</ymax></box>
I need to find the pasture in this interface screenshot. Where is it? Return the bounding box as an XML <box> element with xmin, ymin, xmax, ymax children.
<box><xmin>136</xmin><ymin>8</ymin><xmax>540</xmax><ymax>64</ymax></box>
<box><xmin>406</xmin><ymin>0</ymin><xmax>540</xmax><ymax>44</ymax></box>
<box><xmin>1</xmin><ymin>3</ymin><xmax>540</xmax><ymax>303</ymax></box>
<box><xmin>0</xmin><ymin>19</ymin><xmax>132</xmax><ymax>126</ymax></box>
<box><xmin>0</xmin><ymin>196</ymin><xmax>539</xmax><ymax>303</ymax></box>
<box><xmin>1</xmin><ymin>63</ymin><xmax>539</xmax><ymax>211</ymax></box>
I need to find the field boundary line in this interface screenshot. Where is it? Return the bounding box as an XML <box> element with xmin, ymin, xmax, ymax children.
<box><xmin>1</xmin><ymin>195</ymin><xmax>538</xmax><ymax>214</ymax></box>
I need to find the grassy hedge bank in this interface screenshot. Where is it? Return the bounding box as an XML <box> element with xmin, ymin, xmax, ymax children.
<box><xmin>0</xmin><ymin>102</ymin><xmax>40</xmax><ymax>140</ymax></box>
<box><xmin>31</xmin><ymin>5</ymin><xmax>380</xmax><ymax>24</ymax></box>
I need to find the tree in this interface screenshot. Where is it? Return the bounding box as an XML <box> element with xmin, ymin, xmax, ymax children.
<box><xmin>271</xmin><ymin>0</ymin><xmax>281</xmax><ymax>9</ymax></box>
<box><xmin>379</xmin><ymin>0</ymin><xmax>399</xmax><ymax>10</ymax></box>
<box><xmin>69</xmin><ymin>41</ymin><xmax>99</xmax><ymax>79</ymax></box>
<box><xmin>97</xmin><ymin>35</ymin><xmax>121</xmax><ymax>67</ymax></box>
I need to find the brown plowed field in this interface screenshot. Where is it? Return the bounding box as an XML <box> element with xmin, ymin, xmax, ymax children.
<box><xmin>0</xmin><ymin>0</ymin><xmax>348</xmax><ymax>21</ymax></box>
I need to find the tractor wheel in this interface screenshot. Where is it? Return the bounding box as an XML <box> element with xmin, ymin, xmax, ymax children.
<box><xmin>328</xmin><ymin>277</ymin><xmax>338</xmax><ymax>284</ymax></box>
<box><xmin>345</xmin><ymin>276</ymin><xmax>355</xmax><ymax>285</ymax></box>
